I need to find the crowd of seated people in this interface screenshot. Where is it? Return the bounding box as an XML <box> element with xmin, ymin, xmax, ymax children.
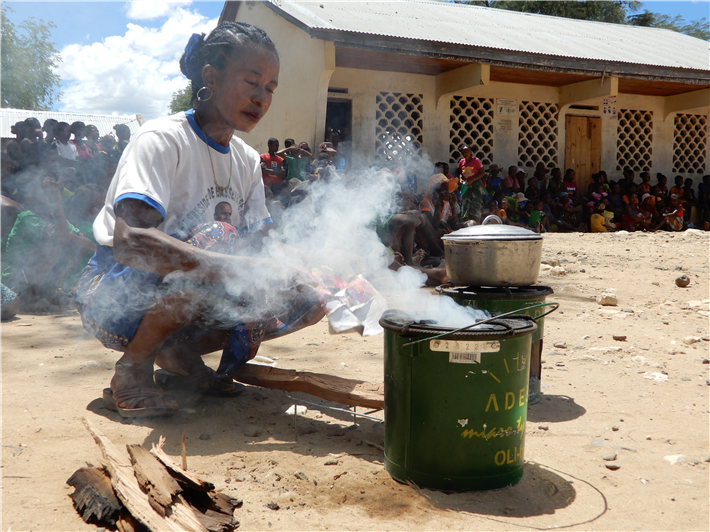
<box><xmin>423</xmin><ymin>145</ymin><xmax>710</xmax><ymax>236</ymax></box>
<box><xmin>3</xmin><ymin>123</ymin><xmax>709</xmax><ymax>320</ymax></box>
<box><xmin>1</xmin><ymin>116</ymin><xmax>130</xmax><ymax>318</ymax></box>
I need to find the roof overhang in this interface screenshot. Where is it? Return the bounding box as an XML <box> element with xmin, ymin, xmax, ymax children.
<box><xmin>221</xmin><ymin>1</ymin><xmax>710</xmax><ymax>96</ymax></box>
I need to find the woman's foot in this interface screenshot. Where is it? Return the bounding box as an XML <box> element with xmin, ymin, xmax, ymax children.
<box><xmin>154</xmin><ymin>367</ymin><xmax>244</xmax><ymax>397</ymax></box>
<box><xmin>154</xmin><ymin>352</ymin><xmax>243</xmax><ymax>396</ymax></box>
<box><xmin>108</xmin><ymin>359</ymin><xmax>178</xmax><ymax>414</ymax></box>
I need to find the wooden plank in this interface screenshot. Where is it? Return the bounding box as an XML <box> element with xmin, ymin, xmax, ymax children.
<box><xmin>127</xmin><ymin>445</ymin><xmax>182</xmax><ymax>516</ymax></box>
<box><xmin>492</xmin><ymin>65</ymin><xmax>596</xmax><ymax>87</ymax></box>
<box><xmin>589</xmin><ymin>117</ymin><xmax>602</xmax><ymax>187</ymax></box>
<box><xmin>565</xmin><ymin>115</ymin><xmax>580</xmax><ymax>176</ymax></box>
<box><xmin>579</xmin><ymin>117</ymin><xmax>592</xmax><ymax>185</ymax></box>
<box><xmin>82</xmin><ymin>418</ymin><xmax>208</xmax><ymax>532</ymax></box>
<box><xmin>230</xmin><ymin>365</ymin><xmax>385</xmax><ymax>410</ymax></box>
<box><xmin>619</xmin><ymin>78</ymin><xmax>710</xmax><ymax>97</ymax></box>
<box><xmin>336</xmin><ymin>46</ymin><xmax>463</xmax><ymax>75</ymax></box>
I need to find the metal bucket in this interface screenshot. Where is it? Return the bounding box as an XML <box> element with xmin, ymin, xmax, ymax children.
<box><xmin>436</xmin><ymin>285</ymin><xmax>554</xmax><ymax>405</ymax></box>
<box><xmin>380</xmin><ymin>310</ymin><xmax>537</xmax><ymax>492</ymax></box>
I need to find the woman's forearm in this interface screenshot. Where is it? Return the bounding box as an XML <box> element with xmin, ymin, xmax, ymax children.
<box><xmin>113</xmin><ymin>218</ymin><xmax>277</xmax><ymax>281</ymax></box>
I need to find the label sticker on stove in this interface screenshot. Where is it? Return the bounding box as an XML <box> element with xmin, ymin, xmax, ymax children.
<box><xmin>429</xmin><ymin>339</ymin><xmax>500</xmax><ymax>364</ymax></box>
<box><xmin>449</xmin><ymin>352</ymin><xmax>481</xmax><ymax>364</ymax></box>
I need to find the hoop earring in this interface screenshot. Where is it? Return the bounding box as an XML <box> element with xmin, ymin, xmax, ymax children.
<box><xmin>196</xmin><ymin>86</ymin><xmax>213</xmax><ymax>102</ymax></box>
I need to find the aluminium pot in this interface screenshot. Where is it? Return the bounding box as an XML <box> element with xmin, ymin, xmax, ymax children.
<box><xmin>442</xmin><ymin>218</ymin><xmax>543</xmax><ymax>287</ymax></box>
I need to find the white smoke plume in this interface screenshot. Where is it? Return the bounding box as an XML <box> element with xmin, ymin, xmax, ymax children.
<box><xmin>224</xmin><ymin>162</ymin><xmax>491</xmax><ymax>330</ymax></box>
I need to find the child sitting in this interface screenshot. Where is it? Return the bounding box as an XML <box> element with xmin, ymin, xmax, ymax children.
<box><xmin>527</xmin><ymin>199</ymin><xmax>548</xmax><ymax>232</ymax></box>
<box><xmin>590</xmin><ymin>202</ymin><xmax>615</xmax><ymax>232</ymax></box>
<box><xmin>656</xmin><ymin>194</ymin><xmax>684</xmax><ymax>231</ymax></box>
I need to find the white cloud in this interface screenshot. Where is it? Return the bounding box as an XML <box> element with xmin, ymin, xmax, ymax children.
<box><xmin>125</xmin><ymin>1</ymin><xmax>193</xmax><ymax>20</ymax></box>
<box><xmin>55</xmin><ymin>7</ymin><xmax>216</xmax><ymax>120</ymax></box>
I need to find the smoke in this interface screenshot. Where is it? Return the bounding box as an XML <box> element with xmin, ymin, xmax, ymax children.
<box><xmin>211</xmin><ymin>161</ymin><xmax>490</xmax><ymax>330</ymax></box>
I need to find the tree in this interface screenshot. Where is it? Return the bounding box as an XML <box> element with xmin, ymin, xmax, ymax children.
<box><xmin>459</xmin><ymin>1</ymin><xmax>640</xmax><ymax>24</ymax></box>
<box><xmin>629</xmin><ymin>11</ymin><xmax>710</xmax><ymax>41</ymax></box>
<box><xmin>169</xmin><ymin>83</ymin><xmax>193</xmax><ymax>114</ymax></box>
<box><xmin>455</xmin><ymin>1</ymin><xmax>710</xmax><ymax>40</ymax></box>
<box><xmin>1</xmin><ymin>6</ymin><xmax>62</xmax><ymax>110</ymax></box>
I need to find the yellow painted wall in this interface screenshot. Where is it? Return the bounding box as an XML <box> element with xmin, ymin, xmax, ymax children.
<box><xmin>230</xmin><ymin>5</ymin><xmax>709</xmax><ymax>185</ymax></box>
<box><xmin>234</xmin><ymin>2</ymin><xmax>331</xmax><ymax>154</ymax></box>
<box><xmin>330</xmin><ymin>65</ymin><xmax>708</xmax><ymax>185</ymax></box>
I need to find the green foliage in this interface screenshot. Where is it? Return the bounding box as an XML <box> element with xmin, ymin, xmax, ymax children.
<box><xmin>629</xmin><ymin>11</ymin><xmax>710</xmax><ymax>41</ymax></box>
<box><xmin>457</xmin><ymin>1</ymin><xmax>640</xmax><ymax>23</ymax></box>
<box><xmin>454</xmin><ymin>0</ymin><xmax>709</xmax><ymax>40</ymax></box>
<box><xmin>1</xmin><ymin>6</ymin><xmax>62</xmax><ymax>110</ymax></box>
<box><xmin>169</xmin><ymin>83</ymin><xmax>193</xmax><ymax>114</ymax></box>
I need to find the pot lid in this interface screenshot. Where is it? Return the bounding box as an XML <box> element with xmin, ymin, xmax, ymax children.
<box><xmin>436</xmin><ymin>284</ymin><xmax>554</xmax><ymax>299</ymax></box>
<box><xmin>379</xmin><ymin>310</ymin><xmax>537</xmax><ymax>339</ymax></box>
<box><xmin>442</xmin><ymin>223</ymin><xmax>542</xmax><ymax>242</ymax></box>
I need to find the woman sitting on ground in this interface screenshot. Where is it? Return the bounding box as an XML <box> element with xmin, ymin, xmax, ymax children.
<box><xmin>74</xmin><ymin>23</ymin><xmax>326</xmax><ymax>418</ymax></box>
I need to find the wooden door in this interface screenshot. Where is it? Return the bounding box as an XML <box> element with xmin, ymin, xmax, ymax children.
<box><xmin>565</xmin><ymin>116</ymin><xmax>601</xmax><ymax>193</ymax></box>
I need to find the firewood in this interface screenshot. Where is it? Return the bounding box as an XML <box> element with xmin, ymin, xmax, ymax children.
<box><xmin>126</xmin><ymin>444</ymin><xmax>182</xmax><ymax>516</ymax></box>
<box><xmin>208</xmin><ymin>491</ymin><xmax>243</xmax><ymax>514</ymax></box>
<box><xmin>116</xmin><ymin>510</ymin><xmax>148</xmax><ymax>532</ymax></box>
<box><xmin>66</xmin><ymin>466</ymin><xmax>121</xmax><ymax>526</ymax></box>
<box><xmin>151</xmin><ymin>436</ymin><xmax>215</xmax><ymax>492</ymax></box>
<box><xmin>181</xmin><ymin>432</ymin><xmax>187</xmax><ymax>470</ymax></box>
<box><xmin>180</xmin><ymin>488</ymin><xmax>242</xmax><ymax>518</ymax></box>
<box><xmin>193</xmin><ymin>508</ymin><xmax>239</xmax><ymax>532</ymax></box>
<box><xmin>82</xmin><ymin>418</ymin><xmax>208</xmax><ymax>532</ymax></box>
<box><xmin>230</xmin><ymin>364</ymin><xmax>385</xmax><ymax>409</ymax></box>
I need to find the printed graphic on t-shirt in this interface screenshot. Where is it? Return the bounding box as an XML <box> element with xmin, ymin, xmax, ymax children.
<box><xmin>178</xmin><ymin>185</ymin><xmax>239</xmax><ymax>236</ymax></box>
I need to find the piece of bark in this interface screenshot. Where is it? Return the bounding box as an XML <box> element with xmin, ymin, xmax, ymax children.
<box><xmin>151</xmin><ymin>436</ymin><xmax>215</xmax><ymax>492</ymax></box>
<box><xmin>127</xmin><ymin>444</ymin><xmax>182</xmax><ymax>516</ymax></box>
<box><xmin>66</xmin><ymin>466</ymin><xmax>121</xmax><ymax>526</ymax></box>
<box><xmin>230</xmin><ymin>364</ymin><xmax>385</xmax><ymax>409</ymax></box>
<box><xmin>82</xmin><ymin>418</ymin><xmax>208</xmax><ymax>532</ymax></box>
<box><xmin>208</xmin><ymin>491</ymin><xmax>242</xmax><ymax>514</ymax></box>
<box><xmin>181</xmin><ymin>489</ymin><xmax>242</xmax><ymax>516</ymax></box>
<box><xmin>193</xmin><ymin>508</ymin><xmax>238</xmax><ymax>532</ymax></box>
<box><xmin>178</xmin><ymin>482</ymin><xmax>241</xmax><ymax>532</ymax></box>
<box><xmin>116</xmin><ymin>510</ymin><xmax>148</xmax><ymax>532</ymax></box>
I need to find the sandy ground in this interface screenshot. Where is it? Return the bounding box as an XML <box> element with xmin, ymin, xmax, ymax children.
<box><xmin>2</xmin><ymin>230</ymin><xmax>709</xmax><ymax>531</ymax></box>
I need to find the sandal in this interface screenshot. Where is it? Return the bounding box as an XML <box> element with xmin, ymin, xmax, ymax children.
<box><xmin>154</xmin><ymin>367</ymin><xmax>245</xmax><ymax>397</ymax></box>
<box><xmin>102</xmin><ymin>387</ymin><xmax>178</xmax><ymax>418</ymax></box>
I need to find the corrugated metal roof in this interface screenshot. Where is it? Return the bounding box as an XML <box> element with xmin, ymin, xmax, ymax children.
<box><xmin>270</xmin><ymin>0</ymin><xmax>710</xmax><ymax>72</ymax></box>
<box><xmin>0</xmin><ymin>108</ymin><xmax>144</xmax><ymax>139</ymax></box>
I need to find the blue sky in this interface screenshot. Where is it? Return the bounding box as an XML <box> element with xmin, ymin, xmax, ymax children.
<box><xmin>3</xmin><ymin>1</ymin><xmax>709</xmax><ymax>119</ymax></box>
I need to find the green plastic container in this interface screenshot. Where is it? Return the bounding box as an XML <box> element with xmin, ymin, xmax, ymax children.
<box><xmin>436</xmin><ymin>285</ymin><xmax>553</xmax><ymax>405</ymax></box>
<box><xmin>380</xmin><ymin>310</ymin><xmax>537</xmax><ymax>492</ymax></box>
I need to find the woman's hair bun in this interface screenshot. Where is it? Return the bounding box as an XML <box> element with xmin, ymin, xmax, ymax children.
<box><xmin>180</xmin><ymin>33</ymin><xmax>206</xmax><ymax>82</ymax></box>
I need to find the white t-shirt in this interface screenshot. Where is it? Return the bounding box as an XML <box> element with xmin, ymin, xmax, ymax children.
<box><xmin>94</xmin><ymin>110</ymin><xmax>271</xmax><ymax>247</ymax></box>
<box><xmin>54</xmin><ymin>140</ymin><xmax>78</xmax><ymax>161</ymax></box>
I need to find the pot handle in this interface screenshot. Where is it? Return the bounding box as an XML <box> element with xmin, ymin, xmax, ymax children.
<box><xmin>482</xmin><ymin>214</ymin><xmax>503</xmax><ymax>225</ymax></box>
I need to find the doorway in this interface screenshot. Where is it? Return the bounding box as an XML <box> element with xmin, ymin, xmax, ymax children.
<box><xmin>564</xmin><ymin>115</ymin><xmax>601</xmax><ymax>193</ymax></box>
<box><xmin>325</xmin><ymin>99</ymin><xmax>352</xmax><ymax>169</ymax></box>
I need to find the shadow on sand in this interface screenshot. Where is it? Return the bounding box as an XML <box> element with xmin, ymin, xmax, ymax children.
<box><xmin>85</xmin><ymin>385</ymin><xmax>386</xmax><ymax>464</ymax></box>
<box><xmin>528</xmin><ymin>394</ymin><xmax>586</xmax><ymax>422</ymax></box>
<box><xmin>416</xmin><ymin>462</ymin><xmax>576</xmax><ymax>518</ymax></box>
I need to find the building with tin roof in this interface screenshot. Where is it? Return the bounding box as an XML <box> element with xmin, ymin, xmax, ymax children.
<box><xmin>221</xmin><ymin>0</ymin><xmax>709</xmax><ymax>189</ymax></box>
